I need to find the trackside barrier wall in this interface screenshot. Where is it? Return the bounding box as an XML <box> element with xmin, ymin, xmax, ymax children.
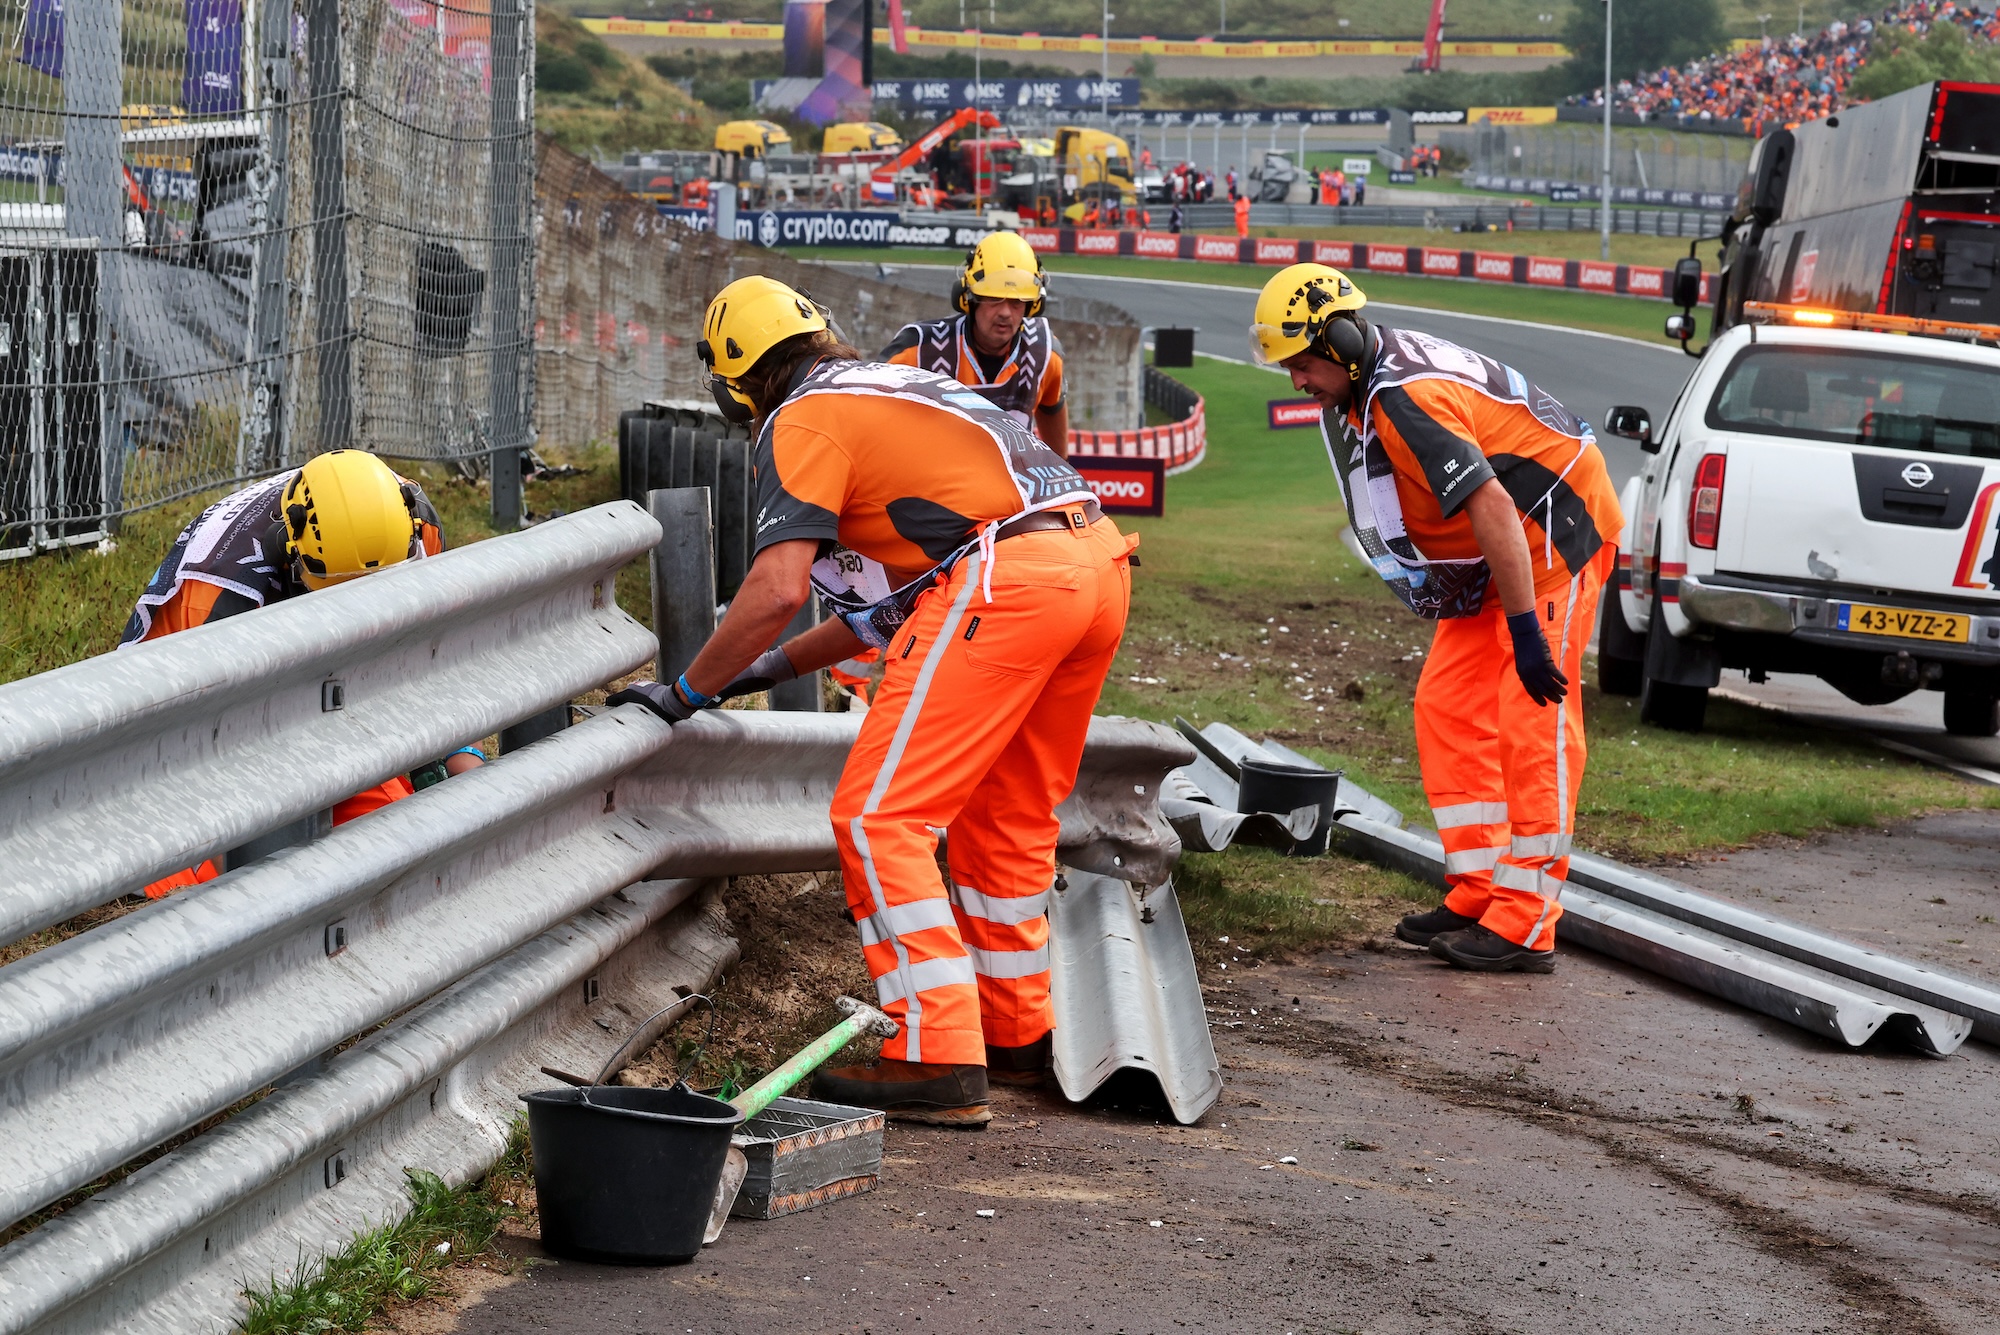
<box><xmin>0</xmin><ymin>499</ymin><xmax>1192</xmax><ymax>1331</ymax></box>
<box><xmin>1018</xmin><ymin>226</ymin><xmax>1717</xmax><ymax>304</ymax></box>
<box><xmin>1070</xmin><ymin>364</ymin><xmax>1206</xmax><ymax>473</ymax></box>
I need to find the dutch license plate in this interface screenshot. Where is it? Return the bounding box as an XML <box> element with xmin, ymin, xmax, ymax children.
<box><xmin>1834</xmin><ymin>602</ymin><xmax>1971</xmax><ymax>643</ymax></box>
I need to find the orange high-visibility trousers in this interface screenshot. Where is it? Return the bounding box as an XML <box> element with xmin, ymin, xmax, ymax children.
<box><xmin>1413</xmin><ymin>546</ymin><xmax>1613</xmax><ymax>951</ymax></box>
<box><xmin>830</xmin><ymin>518</ymin><xmax>1134</xmax><ymax>1066</ymax></box>
<box><xmin>141</xmin><ymin>777</ymin><xmax>415</xmax><ymax>898</ymax></box>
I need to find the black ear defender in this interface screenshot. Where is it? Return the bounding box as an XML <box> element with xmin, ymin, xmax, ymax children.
<box><xmin>949</xmin><ymin>242</ymin><xmax>979</xmax><ymax>314</ymax></box>
<box><xmin>1321</xmin><ymin>313</ymin><xmax>1369</xmax><ymax>381</ymax></box>
<box><xmin>710</xmin><ymin>378</ymin><xmax>754</xmax><ymax>424</ymax></box>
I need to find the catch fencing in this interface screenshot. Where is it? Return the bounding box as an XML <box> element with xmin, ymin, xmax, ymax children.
<box><xmin>0</xmin><ymin>499</ymin><xmax>1190</xmax><ymax>1332</ymax></box>
<box><xmin>0</xmin><ymin>0</ymin><xmax>536</xmax><ymax>558</ymax></box>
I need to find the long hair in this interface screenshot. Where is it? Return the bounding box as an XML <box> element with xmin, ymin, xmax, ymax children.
<box><xmin>739</xmin><ymin>329</ymin><xmax>861</xmax><ymax>421</ymax></box>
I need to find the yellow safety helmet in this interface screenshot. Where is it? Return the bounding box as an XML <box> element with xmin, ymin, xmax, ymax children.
<box><xmin>281</xmin><ymin>450</ymin><xmax>420</xmax><ymax>590</ymax></box>
<box><xmin>951</xmin><ymin>231</ymin><xmax>1046</xmax><ymax>316</ymax></box>
<box><xmin>697</xmin><ymin>275</ymin><xmax>830</xmax><ymax>422</ymax></box>
<box><xmin>1250</xmin><ymin>263</ymin><xmax>1371</xmax><ymax>381</ymax></box>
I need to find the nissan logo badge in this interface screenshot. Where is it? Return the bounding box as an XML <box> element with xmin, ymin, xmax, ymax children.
<box><xmin>1902</xmin><ymin>460</ymin><xmax>1935</xmax><ymax>488</ymax></box>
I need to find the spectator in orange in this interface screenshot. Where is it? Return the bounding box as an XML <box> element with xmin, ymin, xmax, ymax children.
<box><xmin>1234</xmin><ymin>191</ymin><xmax>1250</xmax><ymax>237</ymax></box>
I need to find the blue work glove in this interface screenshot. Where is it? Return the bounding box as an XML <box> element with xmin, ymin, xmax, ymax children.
<box><xmin>1506</xmin><ymin>610</ymin><xmax>1569</xmax><ymax>708</ymax></box>
<box><xmin>717</xmin><ymin>647</ymin><xmax>798</xmax><ymax>700</ymax></box>
<box><xmin>606</xmin><ymin>677</ymin><xmax>702</xmax><ymax>723</ymax></box>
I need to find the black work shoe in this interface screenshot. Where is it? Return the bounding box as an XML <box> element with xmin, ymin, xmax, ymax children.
<box><xmin>811</xmin><ymin>1058</ymin><xmax>992</xmax><ymax>1126</ymax></box>
<box><xmin>1428</xmin><ymin>924</ymin><xmax>1557</xmax><ymax>974</ymax></box>
<box><xmin>985</xmin><ymin>1033</ymin><xmax>1051</xmax><ymax>1088</ymax></box>
<box><xmin>1394</xmin><ymin>905</ymin><xmax>1480</xmax><ymax>948</ymax></box>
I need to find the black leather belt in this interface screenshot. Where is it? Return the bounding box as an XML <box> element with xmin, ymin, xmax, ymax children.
<box><xmin>995</xmin><ymin>499</ymin><xmax>1103</xmax><ymax>541</ymax></box>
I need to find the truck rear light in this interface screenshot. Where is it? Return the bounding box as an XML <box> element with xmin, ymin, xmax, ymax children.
<box><xmin>1688</xmin><ymin>453</ymin><xmax>1727</xmax><ymax>549</ymax></box>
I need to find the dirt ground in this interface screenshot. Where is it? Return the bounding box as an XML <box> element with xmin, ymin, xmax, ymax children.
<box><xmin>391</xmin><ymin>809</ymin><xmax>2000</xmax><ymax>1334</ymax></box>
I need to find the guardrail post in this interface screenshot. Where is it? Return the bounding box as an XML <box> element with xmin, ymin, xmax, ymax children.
<box><xmin>224</xmin><ymin>809</ymin><xmax>333</xmax><ymax>873</ymax></box>
<box><xmin>500</xmin><ymin>704</ymin><xmax>572</xmax><ymax>754</ymax></box>
<box><xmin>768</xmin><ymin>603</ymin><xmax>823</xmax><ymax>712</ymax></box>
<box><xmin>649</xmin><ymin>487</ymin><xmax>716</xmax><ymax>684</ymax></box>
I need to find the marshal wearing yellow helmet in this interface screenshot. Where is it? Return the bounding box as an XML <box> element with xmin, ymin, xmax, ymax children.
<box><xmin>609</xmin><ymin>275</ymin><xmax>1136</xmax><ymax>1124</ymax></box>
<box><xmin>1252</xmin><ymin>262</ymin><xmax>1623</xmax><ymax>975</ymax></box>
<box><xmin>121</xmin><ymin>450</ymin><xmax>481</xmax><ymax>896</ymax></box>
<box><xmin>882</xmin><ymin>231</ymin><xmax>1069</xmax><ymax>455</ymax></box>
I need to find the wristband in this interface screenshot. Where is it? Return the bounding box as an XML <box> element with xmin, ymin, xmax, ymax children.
<box><xmin>451</xmin><ymin>746</ymin><xmax>487</xmax><ymax>762</ymax></box>
<box><xmin>675</xmin><ymin>672</ymin><xmax>719</xmax><ymax>710</ymax></box>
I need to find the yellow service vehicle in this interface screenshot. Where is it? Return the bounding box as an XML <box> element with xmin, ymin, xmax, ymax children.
<box><xmin>1050</xmin><ymin>125</ymin><xmax>1138</xmax><ymax>224</ymax></box>
<box><xmin>821</xmin><ymin>121</ymin><xmax>902</xmax><ymax>155</ymax></box>
<box><xmin>713</xmin><ymin>120</ymin><xmax>792</xmax><ymax>158</ymax></box>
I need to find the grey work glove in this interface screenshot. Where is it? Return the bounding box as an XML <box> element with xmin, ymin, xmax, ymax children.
<box><xmin>717</xmin><ymin>647</ymin><xmax>798</xmax><ymax>700</ymax></box>
<box><xmin>605</xmin><ymin>679</ymin><xmax>700</xmax><ymax>723</ymax></box>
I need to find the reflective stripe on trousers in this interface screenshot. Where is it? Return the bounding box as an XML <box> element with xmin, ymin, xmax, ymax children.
<box><xmin>829</xmin><ymin>519</ymin><xmax>1133</xmax><ymax>1064</ymax></box>
<box><xmin>1412</xmin><ymin>547</ymin><xmax>1610</xmax><ymax>950</ymax></box>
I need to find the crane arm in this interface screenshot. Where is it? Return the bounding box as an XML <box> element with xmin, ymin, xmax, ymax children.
<box><xmin>869</xmin><ymin>107</ymin><xmax>1005</xmax><ymax>190</ymax></box>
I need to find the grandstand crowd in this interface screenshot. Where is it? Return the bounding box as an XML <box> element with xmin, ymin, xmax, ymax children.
<box><xmin>1568</xmin><ymin>0</ymin><xmax>2000</xmax><ymax>128</ymax></box>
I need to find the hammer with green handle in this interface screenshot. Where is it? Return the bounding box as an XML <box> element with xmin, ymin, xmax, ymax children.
<box><xmin>702</xmin><ymin>994</ymin><xmax>899</xmax><ymax>1244</ymax></box>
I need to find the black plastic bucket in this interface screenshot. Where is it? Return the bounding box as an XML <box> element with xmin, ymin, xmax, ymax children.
<box><xmin>521</xmin><ymin>1084</ymin><xmax>745</xmax><ymax>1265</ymax></box>
<box><xmin>1236</xmin><ymin>757</ymin><xmax>1342</xmax><ymax>856</ymax></box>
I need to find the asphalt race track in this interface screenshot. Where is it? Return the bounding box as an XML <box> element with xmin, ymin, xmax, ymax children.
<box><xmin>863</xmin><ymin>262</ymin><xmax>1698</xmax><ymax>491</ymax></box>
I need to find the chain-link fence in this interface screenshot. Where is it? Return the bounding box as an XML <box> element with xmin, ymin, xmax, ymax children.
<box><xmin>0</xmin><ymin>0</ymin><xmax>534</xmax><ymax>559</ymax></box>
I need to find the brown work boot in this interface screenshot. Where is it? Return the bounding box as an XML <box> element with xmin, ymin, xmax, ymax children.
<box><xmin>812</xmin><ymin>1058</ymin><xmax>992</xmax><ymax>1126</ymax></box>
<box><xmin>1429</xmin><ymin>924</ymin><xmax>1557</xmax><ymax>974</ymax></box>
<box><xmin>985</xmin><ymin>1033</ymin><xmax>1051</xmax><ymax>1088</ymax></box>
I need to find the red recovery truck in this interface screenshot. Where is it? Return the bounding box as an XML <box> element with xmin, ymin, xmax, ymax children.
<box><xmin>867</xmin><ymin>106</ymin><xmax>1005</xmax><ymax>204</ymax></box>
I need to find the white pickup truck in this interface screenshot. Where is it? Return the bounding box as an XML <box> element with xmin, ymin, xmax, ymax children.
<box><xmin>1596</xmin><ymin>317</ymin><xmax>2000</xmax><ymax>735</ymax></box>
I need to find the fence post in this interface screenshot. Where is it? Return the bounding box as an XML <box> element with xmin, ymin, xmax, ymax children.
<box><xmin>649</xmin><ymin>487</ymin><xmax>716</xmax><ymax>685</ymax></box>
<box><xmin>307</xmin><ymin>0</ymin><xmax>352</xmax><ymax>452</ymax></box>
<box><xmin>63</xmin><ymin>0</ymin><xmax>120</xmax><ymax>535</ymax></box>
<box><xmin>239</xmin><ymin>0</ymin><xmax>295</xmax><ymax>476</ymax></box>
<box><xmin>487</xmin><ymin>0</ymin><xmax>530</xmax><ymax>530</ymax></box>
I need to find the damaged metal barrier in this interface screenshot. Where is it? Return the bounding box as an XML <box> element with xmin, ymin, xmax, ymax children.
<box><xmin>0</xmin><ymin>499</ymin><xmax>1216</xmax><ymax>1334</ymax></box>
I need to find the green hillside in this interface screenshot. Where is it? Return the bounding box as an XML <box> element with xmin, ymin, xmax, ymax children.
<box><xmin>535</xmin><ymin>9</ymin><xmax>714</xmax><ymax>157</ymax></box>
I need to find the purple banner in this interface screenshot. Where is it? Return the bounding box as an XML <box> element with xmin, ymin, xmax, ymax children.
<box><xmin>183</xmin><ymin>0</ymin><xmax>245</xmax><ymax>114</ymax></box>
<box><xmin>20</xmin><ymin>0</ymin><xmax>63</xmax><ymax>79</ymax></box>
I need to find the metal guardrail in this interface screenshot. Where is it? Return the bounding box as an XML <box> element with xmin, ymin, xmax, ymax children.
<box><xmin>1333</xmin><ymin>813</ymin><xmax>1975</xmax><ymax>1056</ymax></box>
<box><xmin>0</xmin><ymin>502</ymin><xmax>1191</xmax><ymax>1331</ymax></box>
<box><xmin>0</xmin><ymin>502</ymin><xmax>663</xmax><ymax>946</ymax></box>
<box><xmin>1069</xmin><ymin>366</ymin><xmax>1206</xmax><ymax>473</ymax></box>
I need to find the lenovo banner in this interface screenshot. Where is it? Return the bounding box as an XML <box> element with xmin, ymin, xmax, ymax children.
<box><xmin>1267</xmin><ymin>398</ymin><xmax>1323</xmax><ymax>429</ymax></box>
<box><xmin>1070</xmin><ymin>455</ymin><xmax>1165</xmax><ymax>516</ymax></box>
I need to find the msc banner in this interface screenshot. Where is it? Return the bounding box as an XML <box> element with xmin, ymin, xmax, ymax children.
<box><xmin>865</xmin><ymin>76</ymin><xmax>1139</xmax><ymax>109</ymax></box>
<box><xmin>1121</xmin><ymin>107</ymin><xmax>1388</xmax><ymax>126</ymax></box>
<box><xmin>1267</xmin><ymin>398</ymin><xmax>1323</xmax><ymax>429</ymax></box>
<box><xmin>656</xmin><ymin>206</ymin><xmax>992</xmax><ymax>250</ymax></box>
<box><xmin>1069</xmin><ymin>455</ymin><xmax>1165</xmax><ymax>516</ymax></box>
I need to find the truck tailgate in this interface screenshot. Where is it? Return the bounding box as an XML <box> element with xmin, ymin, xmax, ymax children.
<box><xmin>1717</xmin><ymin>437</ymin><xmax>2000</xmax><ymax>598</ymax></box>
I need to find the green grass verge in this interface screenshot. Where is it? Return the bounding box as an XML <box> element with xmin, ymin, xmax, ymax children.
<box><xmin>1093</xmin><ymin>353</ymin><xmax>2000</xmax><ymax>866</ymax></box>
<box><xmin>806</xmin><ymin>246</ymin><xmax>1677</xmax><ymax>344</ymax></box>
<box><xmin>239</xmin><ymin>1123</ymin><xmax>531</xmax><ymax>1334</ymax></box>
<box><xmin>0</xmin><ymin>446</ymin><xmax>638</xmax><ymax>690</ymax></box>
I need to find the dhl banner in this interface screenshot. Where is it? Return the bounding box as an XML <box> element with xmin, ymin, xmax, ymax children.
<box><xmin>1467</xmin><ymin>106</ymin><xmax>1559</xmax><ymax>125</ymax></box>
<box><xmin>578</xmin><ymin>19</ymin><xmax>1570</xmax><ymax>60</ymax></box>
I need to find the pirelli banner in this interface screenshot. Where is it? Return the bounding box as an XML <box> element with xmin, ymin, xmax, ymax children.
<box><xmin>1017</xmin><ymin>228</ymin><xmax>1715</xmax><ymax>305</ymax></box>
